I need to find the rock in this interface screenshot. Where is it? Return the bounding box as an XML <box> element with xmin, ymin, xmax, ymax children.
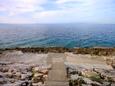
<box><xmin>32</xmin><ymin>76</ymin><xmax>41</xmax><ymax>83</ymax></box>
<box><xmin>102</xmin><ymin>82</ymin><xmax>111</xmax><ymax>86</ymax></box>
<box><xmin>8</xmin><ymin>68</ymin><xmax>17</xmax><ymax>74</ymax></box>
<box><xmin>32</xmin><ymin>82</ymin><xmax>43</xmax><ymax>86</ymax></box>
<box><xmin>106</xmin><ymin>58</ymin><xmax>113</xmax><ymax>65</ymax></box>
<box><xmin>70</xmin><ymin>74</ymin><xmax>80</xmax><ymax>80</ymax></box>
<box><xmin>0</xmin><ymin>61</ymin><xmax>12</xmax><ymax>65</ymax></box>
<box><xmin>40</xmin><ymin>69</ymin><xmax>48</xmax><ymax>74</ymax></box>
<box><xmin>111</xmin><ymin>83</ymin><xmax>115</xmax><ymax>86</ymax></box>
<box><xmin>82</xmin><ymin>84</ymin><xmax>92</xmax><ymax>86</ymax></box>
<box><xmin>34</xmin><ymin>73</ymin><xmax>43</xmax><ymax>78</ymax></box>
<box><xmin>32</xmin><ymin>73</ymin><xmax>44</xmax><ymax>83</ymax></box>
<box><xmin>5</xmin><ymin>72</ymin><xmax>13</xmax><ymax>78</ymax></box>
<box><xmin>91</xmin><ymin>81</ymin><xmax>101</xmax><ymax>86</ymax></box>
<box><xmin>33</xmin><ymin>67</ymin><xmax>40</xmax><ymax>73</ymax></box>
<box><xmin>0</xmin><ymin>72</ymin><xmax>4</xmax><ymax>78</ymax></box>
<box><xmin>0</xmin><ymin>78</ymin><xmax>7</xmax><ymax>84</ymax></box>
<box><xmin>82</xmin><ymin>77</ymin><xmax>94</xmax><ymax>85</ymax></box>
<box><xmin>13</xmin><ymin>72</ymin><xmax>21</xmax><ymax>80</ymax></box>
<box><xmin>82</xmin><ymin>71</ymin><xmax>100</xmax><ymax>79</ymax></box>
<box><xmin>69</xmin><ymin>78</ymin><xmax>85</xmax><ymax>86</ymax></box>
<box><xmin>21</xmin><ymin>74</ymin><xmax>28</xmax><ymax>80</ymax></box>
<box><xmin>43</xmin><ymin>75</ymin><xmax>48</xmax><ymax>79</ymax></box>
<box><xmin>20</xmin><ymin>81</ymin><xmax>32</xmax><ymax>86</ymax></box>
<box><xmin>0</xmin><ymin>67</ymin><xmax>9</xmax><ymax>72</ymax></box>
<box><xmin>21</xmin><ymin>72</ymin><xmax>32</xmax><ymax>80</ymax></box>
<box><xmin>8</xmin><ymin>79</ymin><xmax>15</xmax><ymax>83</ymax></box>
<box><xmin>112</xmin><ymin>59</ymin><xmax>115</xmax><ymax>69</ymax></box>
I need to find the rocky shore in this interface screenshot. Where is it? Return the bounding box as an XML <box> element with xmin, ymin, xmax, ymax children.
<box><xmin>0</xmin><ymin>51</ymin><xmax>51</xmax><ymax>86</ymax></box>
<box><xmin>65</xmin><ymin>53</ymin><xmax>115</xmax><ymax>86</ymax></box>
<box><xmin>0</xmin><ymin>48</ymin><xmax>115</xmax><ymax>86</ymax></box>
<box><xmin>0</xmin><ymin>62</ymin><xmax>51</xmax><ymax>86</ymax></box>
<box><xmin>1</xmin><ymin>47</ymin><xmax>115</xmax><ymax>56</ymax></box>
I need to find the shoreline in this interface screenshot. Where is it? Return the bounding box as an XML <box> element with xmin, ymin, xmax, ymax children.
<box><xmin>0</xmin><ymin>48</ymin><xmax>115</xmax><ymax>85</ymax></box>
<box><xmin>0</xmin><ymin>47</ymin><xmax>115</xmax><ymax>56</ymax></box>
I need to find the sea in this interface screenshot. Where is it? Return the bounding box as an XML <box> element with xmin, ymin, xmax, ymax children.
<box><xmin>0</xmin><ymin>23</ymin><xmax>115</xmax><ymax>48</ymax></box>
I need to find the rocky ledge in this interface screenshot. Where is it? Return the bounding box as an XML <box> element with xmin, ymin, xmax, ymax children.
<box><xmin>66</xmin><ymin>64</ymin><xmax>115</xmax><ymax>86</ymax></box>
<box><xmin>1</xmin><ymin>47</ymin><xmax>115</xmax><ymax>56</ymax></box>
<box><xmin>0</xmin><ymin>62</ymin><xmax>51</xmax><ymax>86</ymax></box>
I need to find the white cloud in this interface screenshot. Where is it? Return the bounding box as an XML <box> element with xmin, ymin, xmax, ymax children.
<box><xmin>0</xmin><ymin>0</ymin><xmax>114</xmax><ymax>24</ymax></box>
<box><xmin>0</xmin><ymin>0</ymin><xmax>47</xmax><ymax>16</ymax></box>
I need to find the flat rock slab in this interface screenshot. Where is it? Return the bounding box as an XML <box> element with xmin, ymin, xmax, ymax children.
<box><xmin>46</xmin><ymin>53</ymin><xmax>69</xmax><ymax>86</ymax></box>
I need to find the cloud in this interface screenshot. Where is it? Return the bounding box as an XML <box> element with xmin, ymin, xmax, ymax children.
<box><xmin>0</xmin><ymin>0</ymin><xmax>47</xmax><ymax>16</ymax></box>
<box><xmin>0</xmin><ymin>0</ymin><xmax>115</xmax><ymax>24</ymax></box>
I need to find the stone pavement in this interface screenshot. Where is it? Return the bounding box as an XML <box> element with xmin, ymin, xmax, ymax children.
<box><xmin>45</xmin><ymin>53</ymin><xmax>69</xmax><ymax>86</ymax></box>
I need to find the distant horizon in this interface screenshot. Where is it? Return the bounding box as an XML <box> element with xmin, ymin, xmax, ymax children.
<box><xmin>0</xmin><ymin>22</ymin><xmax>115</xmax><ymax>25</ymax></box>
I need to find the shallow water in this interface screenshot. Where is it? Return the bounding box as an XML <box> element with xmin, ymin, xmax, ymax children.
<box><xmin>0</xmin><ymin>23</ymin><xmax>115</xmax><ymax>48</ymax></box>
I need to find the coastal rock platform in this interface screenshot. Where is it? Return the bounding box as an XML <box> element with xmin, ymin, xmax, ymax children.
<box><xmin>0</xmin><ymin>50</ymin><xmax>115</xmax><ymax>86</ymax></box>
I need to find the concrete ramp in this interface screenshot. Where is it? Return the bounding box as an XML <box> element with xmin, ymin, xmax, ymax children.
<box><xmin>45</xmin><ymin>53</ymin><xmax>69</xmax><ymax>86</ymax></box>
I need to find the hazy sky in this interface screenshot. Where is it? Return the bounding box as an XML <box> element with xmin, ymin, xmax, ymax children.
<box><xmin>0</xmin><ymin>0</ymin><xmax>115</xmax><ymax>24</ymax></box>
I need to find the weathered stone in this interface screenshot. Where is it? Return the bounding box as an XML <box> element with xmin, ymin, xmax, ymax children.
<box><xmin>9</xmin><ymin>79</ymin><xmax>15</xmax><ymax>83</ymax></box>
<box><xmin>0</xmin><ymin>72</ymin><xmax>4</xmax><ymax>78</ymax></box>
<box><xmin>33</xmin><ymin>67</ymin><xmax>40</xmax><ymax>73</ymax></box>
<box><xmin>82</xmin><ymin>70</ymin><xmax>99</xmax><ymax>78</ymax></box>
<box><xmin>91</xmin><ymin>81</ymin><xmax>101</xmax><ymax>86</ymax></box>
<box><xmin>34</xmin><ymin>73</ymin><xmax>43</xmax><ymax>78</ymax></box>
<box><xmin>21</xmin><ymin>72</ymin><xmax>32</xmax><ymax>80</ymax></box>
<box><xmin>70</xmin><ymin>74</ymin><xmax>80</xmax><ymax>80</ymax></box>
<box><xmin>82</xmin><ymin>77</ymin><xmax>94</xmax><ymax>85</ymax></box>
<box><xmin>43</xmin><ymin>75</ymin><xmax>48</xmax><ymax>79</ymax></box>
<box><xmin>32</xmin><ymin>82</ymin><xmax>43</xmax><ymax>86</ymax></box>
<box><xmin>40</xmin><ymin>69</ymin><xmax>48</xmax><ymax>74</ymax></box>
<box><xmin>5</xmin><ymin>72</ymin><xmax>13</xmax><ymax>78</ymax></box>
<box><xmin>32</xmin><ymin>77</ymin><xmax>41</xmax><ymax>83</ymax></box>
<box><xmin>0</xmin><ymin>78</ymin><xmax>7</xmax><ymax>84</ymax></box>
<box><xmin>102</xmin><ymin>82</ymin><xmax>111</xmax><ymax>86</ymax></box>
<box><xmin>0</xmin><ymin>67</ymin><xmax>9</xmax><ymax>72</ymax></box>
<box><xmin>20</xmin><ymin>81</ymin><xmax>32</xmax><ymax>86</ymax></box>
<box><xmin>13</xmin><ymin>72</ymin><xmax>21</xmax><ymax>80</ymax></box>
<box><xmin>111</xmin><ymin>83</ymin><xmax>115</xmax><ymax>86</ymax></box>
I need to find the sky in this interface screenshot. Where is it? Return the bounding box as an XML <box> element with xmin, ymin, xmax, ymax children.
<box><xmin>0</xmin><ymin>0</ymin><xmax>115</xmax><ymax>24</ymax></box>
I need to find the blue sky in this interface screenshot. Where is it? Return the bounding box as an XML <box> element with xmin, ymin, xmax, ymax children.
<box><xmin>0</xmin><ymin>0</ymin><xmax>115</xmax><ymax>24</ymax></box>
